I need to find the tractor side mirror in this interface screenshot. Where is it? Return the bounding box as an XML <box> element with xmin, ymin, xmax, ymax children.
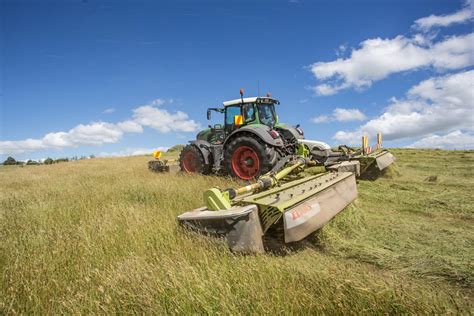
<box><xmin>207</xmin><ymin>110</ymin><xmax>211</xmax><ymax>120</ymax></box>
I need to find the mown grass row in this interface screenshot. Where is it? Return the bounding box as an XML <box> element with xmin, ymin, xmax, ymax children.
<box><xmin>0</xmin><ymin>149</ymin><xmax>472</xmax><ymax>313</ymax></box>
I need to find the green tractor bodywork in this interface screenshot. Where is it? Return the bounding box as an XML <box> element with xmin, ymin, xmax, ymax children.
<box><xmin>197</xmin><ymin>96</ymin><xmax>300</xmax><ymax>147</ymax></box>
<box><xmin>179</xmin><ymin>95</ymin><xmax>305</xmax><ymax>180</ymax></box>
<box><xmin>179</xmin><ymin>93</ymin><xmax>394</xmax><ymax>180</ymax></box>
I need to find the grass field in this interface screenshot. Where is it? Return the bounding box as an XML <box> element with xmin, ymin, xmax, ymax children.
<box><xmin>1</xmin><ymin>149</ymin><xmax>473</xmax><ymax>314</ymax></box>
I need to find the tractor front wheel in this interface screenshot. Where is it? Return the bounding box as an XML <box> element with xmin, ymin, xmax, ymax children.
<box><xmin>179</xmin><ymin>145</ymin><xmax>210</xmax><ymax>174</ymax></box>
<box><xmin>225</xmin><ymin>135</ymin><xmax>279</xmax><ymax>180</ymax></box>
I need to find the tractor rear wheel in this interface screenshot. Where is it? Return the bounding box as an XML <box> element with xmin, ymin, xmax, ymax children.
<box><xmin>179</xmin><ymin>144</ymin><xmax>210</xmax><ymax>174</ymax></box>
<box><xmin>224</xmin><ymin>135</ymin><xmax>279</xmax><ymax>180</ymax></box>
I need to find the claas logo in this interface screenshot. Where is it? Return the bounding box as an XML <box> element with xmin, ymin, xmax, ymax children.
<box><xmin>234</xmin><ymin>115</ymin><xmax>243</xmax><ymax>125</ymax></box>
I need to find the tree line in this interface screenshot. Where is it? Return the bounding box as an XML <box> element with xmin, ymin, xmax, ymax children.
<box><xmin>2</xmin><ymin>155</ymin><xmax>95</xmax><ymax>166</ymax></box>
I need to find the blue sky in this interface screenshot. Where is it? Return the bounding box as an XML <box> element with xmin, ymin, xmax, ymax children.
<box><xmin>1</xmin><ymin>0</ymin><xmax>473</xmax><ymax>161</ymax></box>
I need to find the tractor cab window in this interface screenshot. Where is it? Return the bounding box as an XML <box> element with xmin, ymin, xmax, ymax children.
<box><xmin>225</xmin><ymin>106</ymin><xmax>241</xmax><ymax>125</ymax></box>
<box><xmin>242</xmin><ymin>103</ymin><xmax>256</xmax><ymax>123</ymax></box>
<box><xmin>258</xmin><ymin>104</ymin><xmax>277</xmax><ymax>127</ymax></box>
<box><xmin>225</xmin><ymin>105</ymin><xmax>241</xmax><ymax>133</ymax></box>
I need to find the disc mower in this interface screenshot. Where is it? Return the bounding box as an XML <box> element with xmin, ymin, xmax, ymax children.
<box><xmin>178</xmin><ymin>152</ymin><xmax>359</xmax><ymax>253</ymax></box>
<box><xmin>148</xmin><ymin>150</ymin><xmax>179</xmax><ymax>173</ymax></box>
<box><xmin>179</xmin><ymin>90</ymin><xmax>394</xmax><ymax>180</ymax></box>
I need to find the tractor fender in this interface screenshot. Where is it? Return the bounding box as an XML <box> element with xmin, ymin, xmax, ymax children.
<box><xmin>224</xmin><ymin>126</ymin><xmax>284</xmax><ymax>148</ymax></box>
<box><xmin>189</xmin><ymin>140</ymin><xmax>212</xmax><ymax>165</ymax></box>
<box><xmin>276</xmin><ymin>124</ymin><xmax>305</xmax><ymax>140</ymax></box>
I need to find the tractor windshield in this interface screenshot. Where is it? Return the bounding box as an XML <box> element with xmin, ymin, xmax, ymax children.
<box><xmin>257</xmin><ymin>103</ymin><xmax>277</xmax><ymax>127</ymax></box>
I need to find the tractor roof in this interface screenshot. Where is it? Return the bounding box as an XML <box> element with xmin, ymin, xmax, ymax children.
<box><xmin>223</xmin><ymin>97</ymin><xmax>280</xmax><ymax>107</ymax></box>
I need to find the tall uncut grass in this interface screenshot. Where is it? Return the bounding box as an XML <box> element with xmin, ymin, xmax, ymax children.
<box><xmin>1</xmin><ymin>149</ymin><xmax>473</xmax><ymax>313</ymax></box>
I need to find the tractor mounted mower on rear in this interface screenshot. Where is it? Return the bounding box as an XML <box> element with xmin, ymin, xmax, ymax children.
<box><xmin>178</xmin><ymin>90</ymin><xmax>395</xmax><ymax>180</ymax></box>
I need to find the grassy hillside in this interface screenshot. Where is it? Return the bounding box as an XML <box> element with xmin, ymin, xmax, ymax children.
<box><xmin>1</xmin><ymin>149</ymin><xmax>473</xmax><ymax>314</ymax></box>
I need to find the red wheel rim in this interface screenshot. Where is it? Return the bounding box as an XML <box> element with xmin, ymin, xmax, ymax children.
<box><xmin>231</xmin><ymin>146</ymin><xmax>260</xmax><ymax>180</ymax></box>
<box><xmin>182</xmin><ymin>151</ymin><xmax>199</xmax><ymax>173</ymax></box>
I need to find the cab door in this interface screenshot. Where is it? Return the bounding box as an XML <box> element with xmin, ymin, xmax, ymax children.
<box><xmin>224</xmin><ymin>105</ymin><xmax>242</xmax><ymax>136</ymax></box>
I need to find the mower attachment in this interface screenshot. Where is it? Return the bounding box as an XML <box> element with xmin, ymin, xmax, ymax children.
<box><xmin>148</xmin><ymin>150</ymin><xmax>180</xmax><ymax>173</ymax></box>
<box><xmin>355</xmin><ymin>150</ymin><xmax>395</xmax><ymax>179</ymax></box>
<box><xmin>177</xmin><ymin>157</ymin><xmax>358</xmax><ymax>253</ymax></box>
<box><xmin>177</xmin><ymin>205</ymin><xmax>265</xmax><ymax>253</ymax></box>
<box><xmin>282</xmin><ymin>172</ymin><xmax>357</xmax><ymax>242</ymax></box>
<box><xmin>346</xmin><ymin>133</ymin><xmax>395</xmax><ymax>179</ymax></box>
<box><xmin>374</xmin><ymin>150</ymin><xmax>395</xmax><ymax>170</ymax></box>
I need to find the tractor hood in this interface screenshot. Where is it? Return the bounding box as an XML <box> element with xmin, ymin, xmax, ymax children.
<box><xmin>275</xmin><ymin>123</ymin><xmax>305</xmax><ymax>140</ymax></box>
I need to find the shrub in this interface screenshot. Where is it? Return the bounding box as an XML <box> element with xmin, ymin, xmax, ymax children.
<box><xmin>3</xmin><ymin>156</ymin><xmax>18</xmax><ymax>165</ymax></box>
<box><xmin>167</xmin><ymin>144</ymin><xmax>184</xmax><ymax>153</ymax></box>
<box><xmin>54</xmin><ymin>158</ymin><xmax>69</xmax><ymax>164</ymax></box>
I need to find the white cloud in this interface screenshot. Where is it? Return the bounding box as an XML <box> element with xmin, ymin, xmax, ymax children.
<box><xmin>97</xmin><ymin>147</ymin><xmax>169</xmax><ymax>157</ymax></box>
<box><xmin>335</xmin><ymin>44</ymin><xmax>348</xmax><ymax>57</ymax></box>
<box><xmin>133</xmin><ymin>106</ymin><xmax>200</xmax><ymax>133</ymax></box>
<box><xmin>408</xmin><ymin>130</ymin><xmax>474</xmax><ymax>149</ymax></box>
<box><xmin>312</xmin><ymin>108</ymin><xmax>366</xmax><ymax>123</ymax></box>
<box><xmin>413</xmin><ymin>6</ymin><xmax>473</xmax><ymax>32</ymax></box>
<box><xmin>150</xmin><ymin>98</ymin><xmax>165</xmax><ymax>106</ymax></box>
<box><xmin>103</xmin><ymin>108</ymin><xmax>115</xmax><ymax>114</ymax></box>
<box><xmin>0</xmin><ymin>121</ymin><xmax>141</xmax><ymax>155</ymax></box>
<box><xmin>116</xmin><ymin>120</ymin><xmax>143</xmax><ymax>133</ymax></box>
<box><xmin>333</xmin><ymin>70</ymin><xmax>474</xmax><ymax>145</ymax></box>
<box><xmin>0</xmin><ymin>99</ymin><xmax>199</xmax><ymax>155</ymax></box>
<box><xmin>310</xmin><ymin>33</ymin><xmax>474</xmax><ymax>95</ymax></box>
<box><xmin>333</xmin><ymin>108</ymin><xmax>367</xmax><ymax>122</ymax></box>
<box><xmin>312</xmin><ymin>115</ymin><xmax>330</xmax><ymax>123</ymax></box>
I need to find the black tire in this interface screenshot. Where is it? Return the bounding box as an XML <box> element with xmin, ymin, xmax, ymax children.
<box><xmin>224</xmin><ymin>134</ymin><xmax>280</xmax><ymax>180</ymax></box>
<box><xmin>179</xmin><ymin>144</ymin><xmax>211</xmax><ymax>174</ymax></box>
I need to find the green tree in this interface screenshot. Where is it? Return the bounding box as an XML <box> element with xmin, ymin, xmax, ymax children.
<box><xmin>44</xmin><ymin>158</ymin><xmax>54</xmax><ymax>165</ymax></box>
<box><xmin>3</xmin><ymin>156</ymin><xmax>17</xmax><ymax>165</ymax></box>
<box><xmin>167</xmin><ymin>144</ymin><xmax>184</xmax><ymax>153</ymax></box>
<box><xmin>54</xmin><ymin>158</ymin><xmax>69</xmax><ymax>163</ymax></box>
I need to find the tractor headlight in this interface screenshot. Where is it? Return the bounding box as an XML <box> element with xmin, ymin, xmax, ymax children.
<box><xmin>296</xmin><ymin>127</ymin><xmax>304</xmax><ymax>135</ymax></box>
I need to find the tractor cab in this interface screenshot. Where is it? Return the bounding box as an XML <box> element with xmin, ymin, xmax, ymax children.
<box><xmin>205</xmin><ymin>95</ymin><xmax>280</xmax><ymax>139</ymax></box>
<box><xmin>202</xmin><ymin>92</ymin><xmax>280</xmax><ymax>145</ymax></box>
<box><xmin>223</xmin><ymin>96</ymin><xmax>279</xmax><ymax>132</ymax></box>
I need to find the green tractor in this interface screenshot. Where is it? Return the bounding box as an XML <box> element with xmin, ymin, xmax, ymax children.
<box><xmin>179</xmin><ymin>90</ymin><xmax>394</xmax><ymax>180</ymax></box>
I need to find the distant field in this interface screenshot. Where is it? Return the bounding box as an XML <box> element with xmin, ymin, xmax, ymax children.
<box><xmin>1</xmin><ymin>149</ymin><xmax>473</xmax><ymax>314</ymax></box>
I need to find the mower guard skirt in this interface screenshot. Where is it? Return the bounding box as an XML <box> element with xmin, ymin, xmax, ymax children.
<box><xmin>283</xmin><ymin>172</ymin><xmax>357</xmax><ymax>243</ymax></box>
<box><xmin>375</xmin><ymin>151</ymin><xmax>395</xmax><ymax>170</ymax></box>
<box><xmin>355</xmin><ymin>150</ymin><xmax>396</xmax><ymax>179</ymax></box>
<box><xmin>177</xmin><ymin>205</ymin><xmax>264</xmax><ymax>253</ymax></box>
